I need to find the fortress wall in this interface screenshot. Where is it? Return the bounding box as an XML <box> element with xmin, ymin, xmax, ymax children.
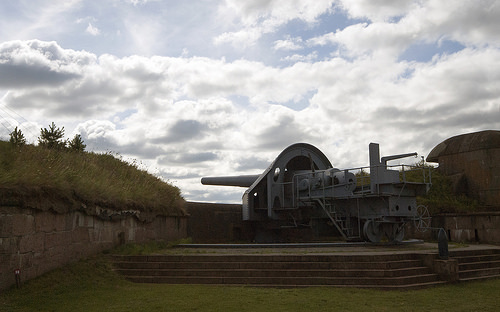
<box><xmin>185</xmin><ymin>202</ymin><xmax>253</xmax><ymax>243</ymax></box>
<box><xmin>406</xmin><ymin>212</ymin><xmax>500</xmax><ymax>244</ymax></box>
<box><xmin>0</xmin><ymin>206</ymin><xmax>187</xmax><ymax>291</ymax></box>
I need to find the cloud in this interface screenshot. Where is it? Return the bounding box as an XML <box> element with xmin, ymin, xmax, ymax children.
<box><xmin>0</xmin><ymin>40</ymin><xmax>86</xmax><ymax>88</ymax></box>
<box><xmin>280</xmin><ymin>52</ymin><xmax>318</xmax><ymax>63</ymax></box>
<box><xmin>215</xmin><ymin>0</ymin><xmax>334</xmax><ymax>47</ymax></box>
<box><xmin>307</xmin><ymin>1</ymin><xmax>500</xmax><ymax>60</ymax></box>
<box><xmin>2</xmin><ymin>0</ymin><xmax>500</xmax><ymax>206</ymax></box>
<box><xmin>338</xmin><ymin>0</ymin><xmax>415</xmax><ymax>22</ymax></box>
<box><xmin>159</xmin><ymin>151</ymin><xmax>218</xmax><ymax>165</ymax></box>
<box><xmin>159</xmin><ymin>119</ymin><xmax>207</xmax><ymax>143</ymax></box>
<box><xmin>86</xmin><ymin>22</ymin><xmax>101</xmax><ymax>36</ymax></box>
<box><xmin>273</xmin><ymin>36</ymin><xmax>303</xmax><ymax>51</ymax></box>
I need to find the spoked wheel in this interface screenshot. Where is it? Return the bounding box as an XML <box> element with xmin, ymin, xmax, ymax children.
<box><xmin>414</xmin><ymin>205</ymin><xmax>431</xmax><ymax>232</ymax></box>
<box><xmin>363</xmin><ymin>220</ymin><xmax>382</xmax><ymax>243</ymax></box>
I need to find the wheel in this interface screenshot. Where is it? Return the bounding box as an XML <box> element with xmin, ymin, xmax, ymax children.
<box><xmin>415</xmin><ymin>205</ymin><xmax>431</xmax><ymax>232</ymax></box>
<box><xmin>363</xmin><ymin>220</ymin><xmax>382</xmax><ymax>243</ymax></box>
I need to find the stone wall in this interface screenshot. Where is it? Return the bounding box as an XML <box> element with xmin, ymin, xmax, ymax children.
<box><xmin>406</xmin><ymin>212</ymin><xmax>500</xmax><ymax>244</ymax></box>
<box><xmin>0</xmin><ymin>206</ymin><xmax>187</xmax><ymax>291</ymax></box>
<box><xmin>186</xmin><ymin>202</ymin><xmax>500</xmax><ymax>245</ymax></box>
<box><xmin>185</xmin><ymin>202</ymin><xmax>253</xmax><ymax>243</ymax></box>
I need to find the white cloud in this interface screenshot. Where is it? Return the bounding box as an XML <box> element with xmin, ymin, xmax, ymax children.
<box><xmin>1</xmin><ymin>0</ymin><xmax>500</xmax><ymax>203</ymax></box>
<box><xmin>273</xmin><ymin>36</ymin><xmax>303</xmax><ymax>51</ymax></box>
<box><xmin>86</xmin><ymin>23</ymin><xmax>101</xmax><ymax>36</ymax></box>
<box><xmin>215</xmin><ymin>0</ymin><xmax>334</xmax><ymax>46</ymax></box>
<box><xmin>338</xmin><ymin>0</ymin><xmax>415</xmax><ymax>22</ymax></box>
<box><xmin>318</xmin><ymin>1</ymin><xmax>500</xmax><ymax>59</ymax></box>
<box><xmin>280</xmin><ymin>52</ymin><xmax>318</xmax><ymax>63</ymax></box>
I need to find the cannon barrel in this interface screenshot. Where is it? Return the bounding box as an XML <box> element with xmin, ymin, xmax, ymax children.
<box><xmin>201</xmin><ymin>174</ymin><xmax>260</xmax><ymax>187</ymax></box>
<box><xmin>381</xmin><ymin>152</ymin><xmax>417</xmax><ymax>165</ymax></box>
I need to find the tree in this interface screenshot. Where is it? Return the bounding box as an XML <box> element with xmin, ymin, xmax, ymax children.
<box><xmin>9</xmin><ymin>126</ymin><xmax>26</xmax><ymax>147</ymax></box>
<box><xmin>38</xmin><ymin>122</ymin><xmax>66</xmax><ymax>149</ymax></box>
<box><xmin>68</xmin><ymin>134</ymin><xmax>86</xmax><ymax>152</ymax></box>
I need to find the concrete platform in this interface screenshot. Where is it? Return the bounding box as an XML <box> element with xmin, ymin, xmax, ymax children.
<box><xmin>112</xmin><ymin>242</ymin><xmax>500</xmax><ymax>289</ymax></box>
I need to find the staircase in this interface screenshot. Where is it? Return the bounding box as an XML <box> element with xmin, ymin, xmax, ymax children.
<box><xmin>112</xmin><ymin>253</ymin><xmax>446</xmax><ymax>289</ymax></box>
<box><xmin>450</xmin><ymin>248</ymin><xmax>500</xmax><ymax>282</ymax></box>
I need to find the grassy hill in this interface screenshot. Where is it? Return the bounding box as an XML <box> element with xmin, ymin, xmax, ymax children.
<box><xmin>0</xmin><ymin>141</ymin><xmax>186</xmax><ymax>217</ymax></box>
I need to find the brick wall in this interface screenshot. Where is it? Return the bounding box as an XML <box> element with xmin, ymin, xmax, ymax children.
<box><xmin>0</xmin><ymin>206</ymin><xmax>187</xmax><ymax>290</ymax></box>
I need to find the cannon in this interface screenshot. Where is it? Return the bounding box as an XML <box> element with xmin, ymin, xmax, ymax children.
<box><xmin>202</xmin><ymin>143</ymin><xmax>431</xmax><ymax>243</ymax></box>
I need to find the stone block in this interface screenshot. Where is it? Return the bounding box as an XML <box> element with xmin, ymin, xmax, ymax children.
<box><xmin>0</xmin><ymin>214</ymin><xmax>13</xmax><ymax>237</ymax></box>
<box><xmin>71</xmin><ymin>227</ymin><xmax>89</xmax><ymax>243</ymax></box>
<box><xmin>0</xmin><ymin>237</ymin><xmax>19</xmax><ymax>253</ymax></box>
<box><xmin>11</xmin><ymin>214</ymin><xmax>35</xmax><ymax>236</ymax></box>
<box><xmin>433</xmin><ymin>259</ymin><xmax>459</xmax><ymax>282</ymax></box>
<box><xmin>45</xmin><ymin>231</ymin><xmax>72</xmax><ymax>249</ymax></box>
<box><xmin>35</xmin><ymin>211</ymin><xmax>66</xmax><ymax>233</ymax></box>
<box><xmin>19</xmin><ymin>232</ymin><xmax>45</xmax><ymax>253</ymax></box>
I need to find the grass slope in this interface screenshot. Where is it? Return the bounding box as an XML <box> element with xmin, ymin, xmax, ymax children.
<box><xmin>1</xmin><ymin>251</ymin><xmax>499</xmax><ymax>312</ymax></box>
<box><xmin>0</xmin><ymin>141</ymin><xmax>185</xmax><ymax>215</ymax></box>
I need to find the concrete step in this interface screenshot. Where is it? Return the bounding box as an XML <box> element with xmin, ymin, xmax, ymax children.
<box><xmin>113</xmin><ymin>259</ymin><xmax>424</xmax><ymax>271</ymax></box>
<box><xmin>450</xmin><ymin>248</ymin><xmax>500</xmax><ymax>282</ymax></box>
<box><xmin>115</xmin><ymin>266</ymin><xmax>433</xmax><ymax>278</ymax></box>
<box><xmin>459</xmin><ymin>260</ymin><xmax>500</xmax><ymax>271</ymax></box>
<box><xmin>449</xmin><ymin>248</ymin><xmax>500</xmax><ymax>258</ymax></box>
<box><xmin>459</xmin><ymin>267</ymin><xmax>500</xmax><ymax>280</ymax></box>
<box><xmin>112</xmin><ymin>253</ymin><xmax>418</xmax><ymax>263</ymax></box>
<box><xmin>112</xmin><ymin>253</ymin><xmax>440</xmax><ymax>288</ymax></box>
<box><xmin>112</xmin><ymin>247</ymin><xmax>500</xmax><ymax>288</ymax></box>
<box><xmin>124</xmin><ymin>273</ymin><xmax>441</xmax><ymax>287</ymax></box>
<box><xmin>455</xmin><ymin>254</ymin><xmax>500</xmax><ymax>264</ymax></box>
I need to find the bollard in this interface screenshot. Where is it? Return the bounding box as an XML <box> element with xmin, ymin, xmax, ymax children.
<box><xmin>438</xmin><ymin>228</ymin><xmax>449</xmax><ymax>260</ymax></box>
<box><xmin>14</xmin><ymin>269</ymin><xmax>21</xmax><ymax>288</ymax></box>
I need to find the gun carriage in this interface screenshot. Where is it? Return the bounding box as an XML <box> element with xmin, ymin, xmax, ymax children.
<box><xmin>202</xmin><ymin>143</ymin><xmax>430</xmax><ymax>243</ymax></box>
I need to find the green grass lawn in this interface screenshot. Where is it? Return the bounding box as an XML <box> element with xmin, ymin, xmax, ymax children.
<box><xmin>1</xmin><ymin>254</ymin><xmax>499</xmax><ymax>312</ymax></box>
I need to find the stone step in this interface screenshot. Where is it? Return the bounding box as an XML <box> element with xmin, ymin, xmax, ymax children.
<box><xmin>459</xmin><ymin>267</ymin><xmax>500</xmax><ymax>280</ymax></box>
<box><xmin>450</xmin><ymin>249</ymin><xmax>500</xmax><ymax>281</ymax></box>
<box><xmin>112</xmin><ymin>247</ymin><xmax>500</xmax><ymax>288</ymax></box>
<box><xmin>124</xmin><ymin>273</ymin><xmax>441</xmax><ymax>287</ymax></box>
<box><xmin>113</xmin><ymin>259</ymin><xmax>424</xmax><ymax>271</ymax></box>
<box><xmin>112</xmin><ymin>253</ymin><xmax>418</xmax><ymax>263</ymax></box>
<box><xmin>454</xmin><ymin>254</ymin><xmax>500</xmax><ymax>264</ymax></box>
<box><xmin>449</xmin><ymin>249</ymin><xmax>500</xmax><ymax>258</ymax></box>
<box><xmin>459</xmin><ymin>274</ymin><xmax>500</xmax><ymax>282</ymax></box>
<box><xmin>112</xmin><ymin>253</ymin><xmax>440</xmax><ymax>288</ymax></box>
<box><xmin>115</xmin><ymin>266</ymin><xmax>433</xmax><ymax>278</ymax></box>
<box><xmin>459</xmin><ymin>260</ymin><xmax>500</xmax><ymax>271</ymax></box>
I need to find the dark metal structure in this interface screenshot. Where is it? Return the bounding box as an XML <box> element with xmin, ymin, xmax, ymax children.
<box><xmin>202</xmin><ymin>143</ymin><xmax>431</xmax><ymax>242</ymax></box>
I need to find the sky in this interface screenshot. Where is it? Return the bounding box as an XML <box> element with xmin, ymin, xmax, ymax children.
<box><xmin>1</xmin><ymin>0</ymin><xmax>499</xmax><ymax>203</ymax></box>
